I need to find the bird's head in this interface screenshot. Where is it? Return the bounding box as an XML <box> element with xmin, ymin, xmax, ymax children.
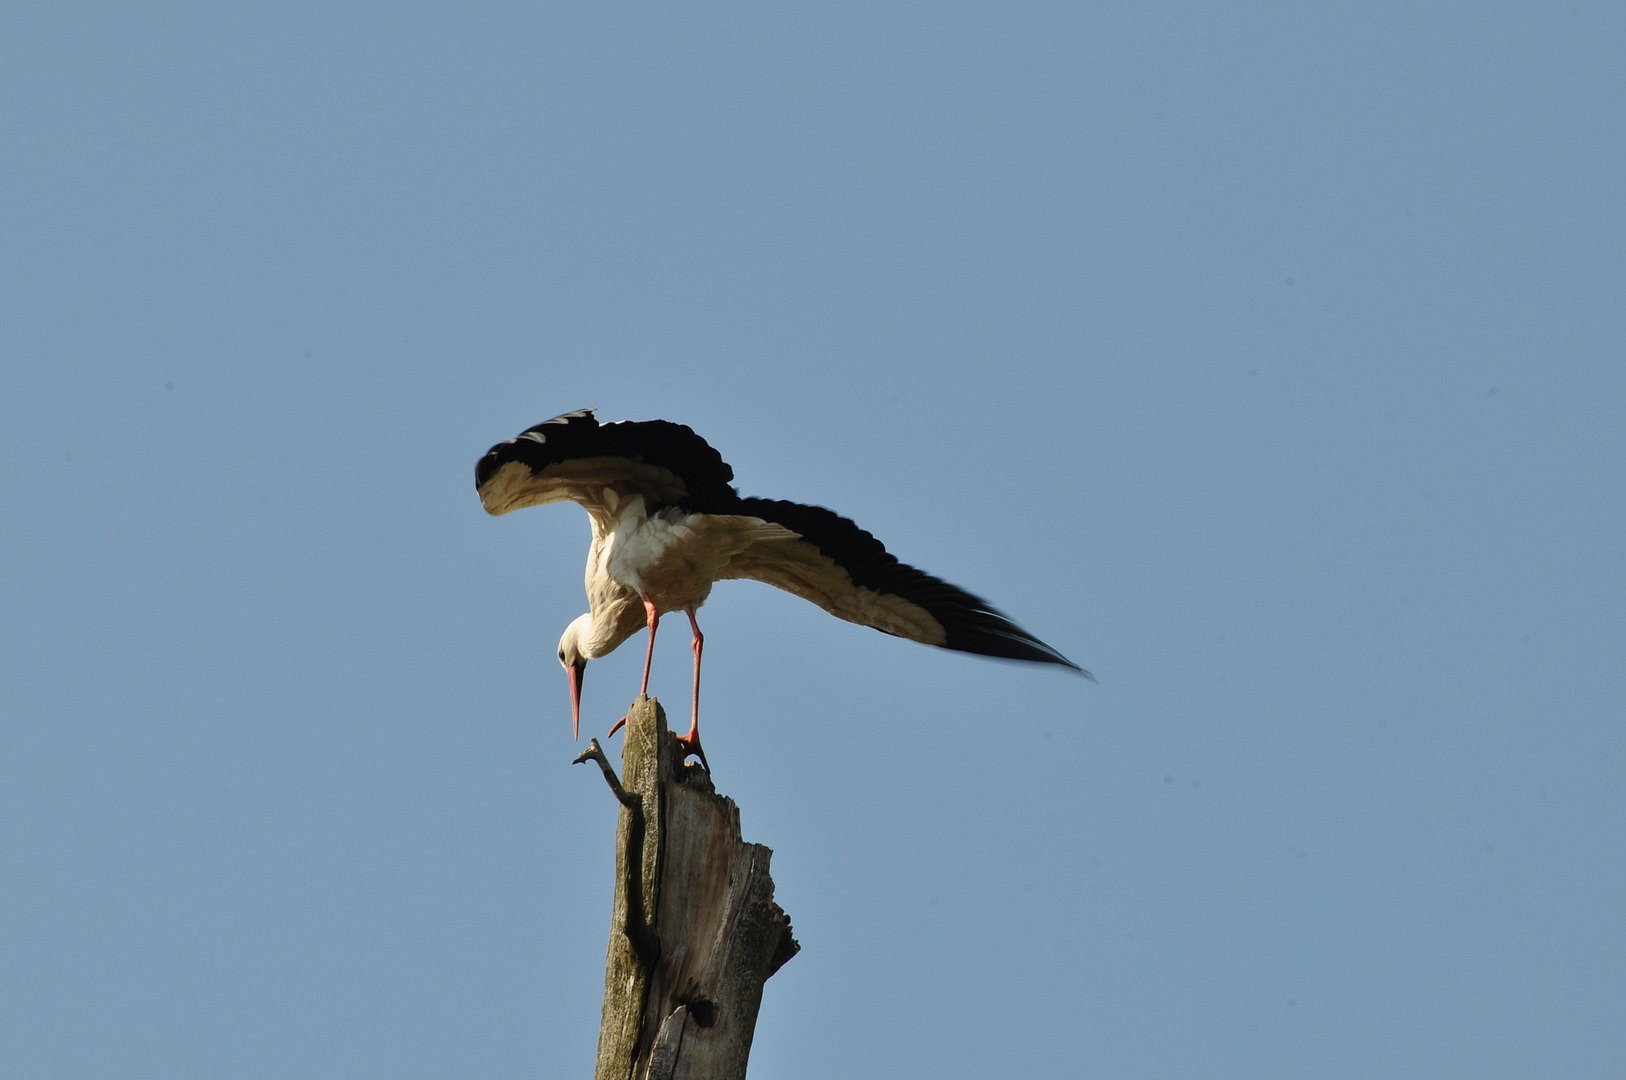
<box><xmin>557</xmin><ymin>614</ymin><xmax>592</xmax><ymax>740</ymax></box>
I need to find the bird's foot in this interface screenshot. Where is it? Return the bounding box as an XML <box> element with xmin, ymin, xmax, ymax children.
<box><xmin>673</xmin><ymin>728</ymin><xmax>710</xmax><ymax>773</ymax></box>
<box><xmin>606</xmin><ymin>705</ymin><xmax>709</xmax><ymax>772</ymax></box>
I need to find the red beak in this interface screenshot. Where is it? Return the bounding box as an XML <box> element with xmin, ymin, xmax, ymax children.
<box><xmin>567</xmin><ymin>659</ymin><xmax>586</xmax><ymax>740</ymax></box>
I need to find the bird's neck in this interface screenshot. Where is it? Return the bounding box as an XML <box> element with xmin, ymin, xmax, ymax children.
<box><xmin>580</xmin><ymin>593</ymin><xmax>644</xmax><ymax>657</ymax></box>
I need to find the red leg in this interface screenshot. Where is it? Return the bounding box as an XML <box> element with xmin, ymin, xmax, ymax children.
<box><xmin>686</xmin><ymin>607</ymin><xmax>703</xmax><ymax>738</ymax></box>
<box><xmin>608</xmin><ymin>593</ymin><xmax>663</xmax><ymax>741</ymax></box>
<box><xmin>638</xmin><ymin>592</ymin><xmax>659</xmax><ymax>696</ymax></box>
<box><xmin>673</xmin><ymin>607</ymin><xmax>709</xmax><ymax>771</ymax></box>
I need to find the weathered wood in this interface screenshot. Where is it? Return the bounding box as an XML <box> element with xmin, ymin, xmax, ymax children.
<box><xmin>581</xmin><ymin>697</ymin><xmax>797</xmax><ymax>1080</ymax></box>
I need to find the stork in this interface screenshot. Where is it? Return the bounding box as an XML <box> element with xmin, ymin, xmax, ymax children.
<box><xmin>476</xmin><ymin>409</ymin><xmax>1089</xmax><ymax>768</ymax></box>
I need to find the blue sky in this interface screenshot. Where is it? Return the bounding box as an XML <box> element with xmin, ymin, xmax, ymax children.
<box><xmin>5</xmin><ymin>4</ymin><xmax>1624</xmax><ymax>1077</ymax></box>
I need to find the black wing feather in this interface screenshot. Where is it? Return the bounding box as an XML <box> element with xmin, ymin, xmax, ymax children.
<box><xmin>475</xmin><ymin>408</ymin><xmax>740</xmax><ymax>512</ymax></box>
<box><xmin>734</xmin><ymin>497</ymin><xmax>1086</xmax><ymax>673</ymax></box>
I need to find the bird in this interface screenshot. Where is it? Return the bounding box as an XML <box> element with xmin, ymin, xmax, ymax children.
<box><xmin>475</xmin><ymin>408</ymin><xmax>1089</xmax><ymax>768</ymax></box>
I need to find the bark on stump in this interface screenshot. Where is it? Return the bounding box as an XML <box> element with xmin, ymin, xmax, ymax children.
<box><xmin>576</xmin><ymin>697</ymin><xmax>798</xmax><ymax>1080</ymax></box>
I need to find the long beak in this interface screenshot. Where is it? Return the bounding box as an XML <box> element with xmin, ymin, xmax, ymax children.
<box><xmin>567</xmin><ymin>659</ymin><xmax>587</xmax><ymax>740</ymax></box>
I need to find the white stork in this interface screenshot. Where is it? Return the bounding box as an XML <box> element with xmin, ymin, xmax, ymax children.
<box><xmin>476</xmin><ymin>409</ymin><xmax>1089</xmax><ymax>768</ymax></box>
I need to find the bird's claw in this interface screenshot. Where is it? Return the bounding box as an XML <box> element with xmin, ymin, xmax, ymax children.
<box><xmin>673</xmin><ymin>728</ymin><xmax>710</xmax><ymax>773</ymax></box>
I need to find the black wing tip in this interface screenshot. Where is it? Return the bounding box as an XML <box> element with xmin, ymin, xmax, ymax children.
<box><xmin>927</xmin><ymin>599</ymin><xmax>1090</xmax><ymax>674</ymax></box>
<box><xmin>1038</xmin><ymin>644</ymin><xmax>1094</xmax><ymax>681</ymax></box>
<box><xmin>989</xmin><ymin>647</ymin><xmax>1096</xmax><ymax>683</ymax></box>
<box><xmin>1060</xmin><ymin>657</ymin><xmax>1098</xmax><ymax>683</ymax></box>
<box><xmin>1028</xmin><ymin>654</ymin><xmax>1096</xmax><ymax>683</ymax></box>
<box><xmin>735</xmin><ymin>496</ymin><xmax>1090</xmax><ymax>678</ymax></box>
<box><xmin>1037</xmin><ymin>648</ymin><xmax>1092</xmax><ymax>679</ymax></box>
<box><xmin>950</xmin><ymin>628</ymin><xmax>1088</xmax><ymax>671</ymax></box>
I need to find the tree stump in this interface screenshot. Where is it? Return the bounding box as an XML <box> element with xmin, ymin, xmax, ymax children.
<box><xmin>576</xmin><ymin>697</ymin><xmax>798</xmax><ymax>1080</ymax></box>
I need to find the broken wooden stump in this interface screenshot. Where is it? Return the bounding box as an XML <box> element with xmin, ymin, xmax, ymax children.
<box><xmin>575</xmin><ymin>697</ymin><xmax>797</xmax><ymax>1080</ymax></box>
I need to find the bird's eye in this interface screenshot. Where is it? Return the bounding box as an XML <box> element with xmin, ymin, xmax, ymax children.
<box><xmin>557</xmin><ymin>650</ymin><xmax>566</xmax><ymax>663</ymax></box>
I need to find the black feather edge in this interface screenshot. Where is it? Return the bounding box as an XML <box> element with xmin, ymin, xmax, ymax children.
<box><xmin>475</xmin><ymin>409</ymin><xmax>740</xmax><ymax>510</ymax></box>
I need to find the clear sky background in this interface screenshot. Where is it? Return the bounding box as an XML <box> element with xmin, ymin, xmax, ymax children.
<box><xmin>5</xmin><ymin>4</ymin><xmax>1624</xmax><ymax>1078</ymax></box>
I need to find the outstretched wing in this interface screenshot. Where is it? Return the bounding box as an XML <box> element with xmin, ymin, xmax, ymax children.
<box><xmin>719</xmin><ymin>497</ymin><xmax>1087</xmax><ymax>674</ymax></box>
<box><xmin>475</xmin><ymin>409</ymin><xmax>740</xmax><ymax>525</ymax></box>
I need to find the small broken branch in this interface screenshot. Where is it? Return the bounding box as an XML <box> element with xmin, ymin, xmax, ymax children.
<box><xmin>573</xmin><ymin>738</ymin><xmax>636</xmax><ymax>808</ymax></box>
